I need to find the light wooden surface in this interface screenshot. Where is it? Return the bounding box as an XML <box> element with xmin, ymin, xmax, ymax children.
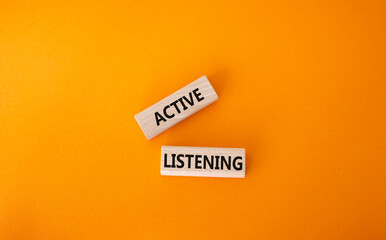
<box><xmin>134</xmin><ymin>76</ymin><xmax>218</xmax><ymax>140</ymax></box>
<box><xmin>161</xmin><ymin>146</ymin><xmax>246</xmax><ymax>178</ymax></box>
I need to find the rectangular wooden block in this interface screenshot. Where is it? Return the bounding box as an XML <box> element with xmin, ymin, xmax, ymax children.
<box><xmin>161</xmin><ymin>146</ymin><xmax>246</xmax><ymax>178</ymax></box>
<box><xmin>134</xmin><ymin>76</ymin><xmax>218</xmax><ymax>140</ymax></box>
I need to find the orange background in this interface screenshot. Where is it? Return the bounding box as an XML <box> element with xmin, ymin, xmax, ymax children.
<box><xmin>1</xmin><ymin>0</ymin><xmax>385</xmax><ymax>239</ymax></box>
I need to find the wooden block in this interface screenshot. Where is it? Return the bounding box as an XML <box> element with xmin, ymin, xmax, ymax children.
<box><xmin>161</xmin><ymin>146</ymin><xmax>246</xmax><ymax>178</ymax></box>
<box><xmin>134</xmin><ymin>76</ymin><xmax>218</xmax><ymax>140</ymax></box>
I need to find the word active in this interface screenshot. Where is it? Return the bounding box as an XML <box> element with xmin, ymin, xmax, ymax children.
<box><xmin>134</xmin><ymin>76</ymin><xmax>218</xmax><ymax>140</ymax></box>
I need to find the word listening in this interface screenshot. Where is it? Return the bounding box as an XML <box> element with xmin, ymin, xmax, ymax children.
<box><xmin>163</xmin><ymin>153</ymin><xmax>244</xmax><ymax>171</ymax></box>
